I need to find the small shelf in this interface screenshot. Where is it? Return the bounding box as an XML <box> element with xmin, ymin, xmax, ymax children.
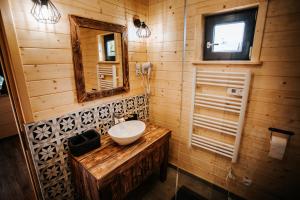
<box><xmin>192</xmin><ymin>60</ymin><xmax>262</xmax><ymax>65</ymax></box>
<box><xmin>98</xmin><ymin>61</ymin><xmax>120</xmax><ymax>64</ymax></box>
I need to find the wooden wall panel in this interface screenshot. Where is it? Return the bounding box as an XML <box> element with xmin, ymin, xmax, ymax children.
<box><xmin>148</xmin><ymin>0</ymin><xmax>185</xmax><ymax>172</ymax></box>
<box><xmin>23</xmin><ymin>64</ymin><xmax>74</xmax><ymax>81</ymax></box>
<box><xmin>148</xmin><ymin>0</ymin><xmax>300</xmax><ymax>199</ymax></box>
<box><xmin>80</xmin><ymin>28</ymin><xmax>102</xmax><ymax>91</ymax></box>
<box><xmin>0</xmin><ymin>0</ymin><xmax>34</xmax><ymax>122</ymax></box>
<box><xmin>9</xmin><ymin>0</ymin><xmax>148</xmax><ymax>122</ymax></box>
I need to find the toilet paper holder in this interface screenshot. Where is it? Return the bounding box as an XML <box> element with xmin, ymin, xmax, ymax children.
<box><xmin>268</xmin><ymin>127</ymin><xmax>294</xmax><ymax>139</ymax></box>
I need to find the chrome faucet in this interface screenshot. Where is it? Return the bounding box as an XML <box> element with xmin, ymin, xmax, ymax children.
<box><xmin>112</xmin><ymin>113</ymin><xmax>125</xmax><ymax>125</ymax></box>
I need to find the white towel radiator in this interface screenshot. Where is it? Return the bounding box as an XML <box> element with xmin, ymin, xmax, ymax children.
<box><xmin>97</xmin><ymin>65</ymin><xmax>117</xmax><ymax>90</ymax></box>
<box><xmin>189</xmin><ymin>68</ymin><xmax>251</xmax><ymax>163</ymax></box>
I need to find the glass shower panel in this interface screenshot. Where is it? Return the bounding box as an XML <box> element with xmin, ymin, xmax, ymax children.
<box><xmin>175</xmin><ymin>0</ymin><xmax>240</xmax><ymax>200</ymax></box>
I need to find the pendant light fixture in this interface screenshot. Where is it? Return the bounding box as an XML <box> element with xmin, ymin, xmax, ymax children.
<box><xmin>133</xmin><ymin>15</ymin><xmax>151</xmax><ymax>38</ymax></box>
<box><xmin>31</xmin><ymin>0</ymin><xmax>61</xmax><ymax>24</ymax></box>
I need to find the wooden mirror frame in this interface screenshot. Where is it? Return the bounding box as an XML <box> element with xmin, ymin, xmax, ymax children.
<box><xmin>69</xmin><ymin>15</ymin><xmax>129</xmax><ymax>102</ymax></box>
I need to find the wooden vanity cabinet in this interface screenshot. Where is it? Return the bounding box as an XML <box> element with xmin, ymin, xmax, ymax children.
<box><xmin>70</xmin><ymin>124</ymin><xmax>171</xmax><ymax>200</ymax></box>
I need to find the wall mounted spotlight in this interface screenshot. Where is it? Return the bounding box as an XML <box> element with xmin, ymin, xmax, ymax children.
<box><xmin>133</xmin><ymin>15</ymin><xmax>151</xmax><ymax>38</ymax></box>
<box><xmin>31</xmin><ymin>0</ymin><xmax>61</xmax><ymax>24</ymax></box>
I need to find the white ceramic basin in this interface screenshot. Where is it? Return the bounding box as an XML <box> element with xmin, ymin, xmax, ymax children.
<box><xmin>108</xmin><ymin>120</ymin><xmax>146</xmax><ymax>145</ymax></box>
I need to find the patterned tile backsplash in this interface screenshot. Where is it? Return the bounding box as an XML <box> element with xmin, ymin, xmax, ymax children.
<box><xmin>24</xmin><ymin>94</ymin><xmax>149</xmax><ymax>200</ymax></box>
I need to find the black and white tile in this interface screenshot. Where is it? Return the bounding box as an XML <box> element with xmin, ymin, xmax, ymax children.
<box><xmin>24</xmin><ymin>94</ymin><xmax>148</xmax><ymax>200</ymax></box>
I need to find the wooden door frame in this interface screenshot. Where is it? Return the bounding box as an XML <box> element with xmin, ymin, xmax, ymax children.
<box><xmin>0</xmin><ymin>12</ymin><xmax>42</xmax><ymax>200</ymax></box>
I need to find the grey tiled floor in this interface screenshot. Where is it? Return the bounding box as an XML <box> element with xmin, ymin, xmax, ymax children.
<box><xmin>125</xmin><ymin>166</ymin><xmax>233</xmax><ymax>200</ymax></box>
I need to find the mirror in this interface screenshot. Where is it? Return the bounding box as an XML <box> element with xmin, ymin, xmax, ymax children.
<box><xmin>80</xmin><ymin>28</ymin><xmax>124</xmax><ymax>92</ymax></box>
<box><xmin>69</xmin><ymin>15</ymin><xmax>129</xmax><ymax>102</ymax></box>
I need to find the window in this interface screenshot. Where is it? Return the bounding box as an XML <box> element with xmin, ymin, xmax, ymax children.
<box><xmin>204</xmin><ymin>8</ymin><xmax>257</xmax><ymax>60</ymax></box>
<box><xmin>0</xmin><ymin>64</ymin><xmax>8</xmax><ymax>95</ymax></box>
<box><xmin>0</xmin><ymin>75</ymin><xmax>4</xmax><ymax>90</ymax></box>
<box><xmin>103</xmin><ymin>34</ymin><xmax>116</xmax><ymax>61</ymax></box>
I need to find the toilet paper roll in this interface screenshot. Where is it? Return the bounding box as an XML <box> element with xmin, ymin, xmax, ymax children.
<box><xmin>268</xmin><ymin>135</ymin><xmax>288</xmax><ymax>160</ymax></box>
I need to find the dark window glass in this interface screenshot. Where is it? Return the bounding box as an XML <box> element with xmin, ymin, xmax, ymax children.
<box><xmin>204</xmin><ymin>8</ymin><xmax>257</xmax><ymax>60</ymax></box>
<box><xmin>103</xmin><ymin>34</ymin><xmax>116</xmax><ymax>61</ymax></box>
<box><xmin>0</xmin><ymin>63</ymin><xmax>8</xmax><ymax>95</ymax></box>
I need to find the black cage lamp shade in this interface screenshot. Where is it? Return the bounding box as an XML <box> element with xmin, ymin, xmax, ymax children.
<box><xmin>31</xmin><ymin>0</ymin><xmax>61</xmax><ymax>24</ymax></box>
<box><xmin>133</xmin><ymin>15</ymin><xmax>151</xmax><ymax>38</ymax></box>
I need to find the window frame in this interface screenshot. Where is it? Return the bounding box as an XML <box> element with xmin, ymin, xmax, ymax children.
<box><xmin>204</xmin><ymin>8</ymin><xmax>258</xmax><ymax>61</ymax></box>
<box><xmin>192</xmin><ymin>1</ymin><xmax>268</xmax><ymax>65</ymax></box>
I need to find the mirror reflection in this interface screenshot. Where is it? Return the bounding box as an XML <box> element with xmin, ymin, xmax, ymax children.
<box><xmin>79</xmin><ymin>27</ymin><xmax>123</xmax><ymax>92</ymax></box>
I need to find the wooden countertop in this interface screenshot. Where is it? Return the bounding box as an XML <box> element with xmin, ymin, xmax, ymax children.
<box><xmin>71</xmin><ymin>123</ymin><xmax>171</xmax><ymax>182</ymax></box>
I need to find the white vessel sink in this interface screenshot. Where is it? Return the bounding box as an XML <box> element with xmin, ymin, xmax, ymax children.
<box><xmin>108</xmin><ymin>120</ymin><xmax>146</xmax><ymax>145</ymax></box>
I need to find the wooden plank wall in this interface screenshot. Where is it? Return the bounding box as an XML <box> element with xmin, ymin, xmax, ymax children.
<box><xmin>80</xmin><ymin>28</ymin><xmax>102</xmax><ymax>91</ymax></box>
<box><xmin>148</xmin><ymin>0</ymin><xmax>300</xmax><ymax>199</ymax></box>
<box><xmin>9</xmin><ymin>0</ymin><xmax>149</xmax><ymax>122</ymax></box>
<box><xmin>148</xmin><ymin>0</ymin><xmax>185</xmax><ymax>170</ymax></box>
